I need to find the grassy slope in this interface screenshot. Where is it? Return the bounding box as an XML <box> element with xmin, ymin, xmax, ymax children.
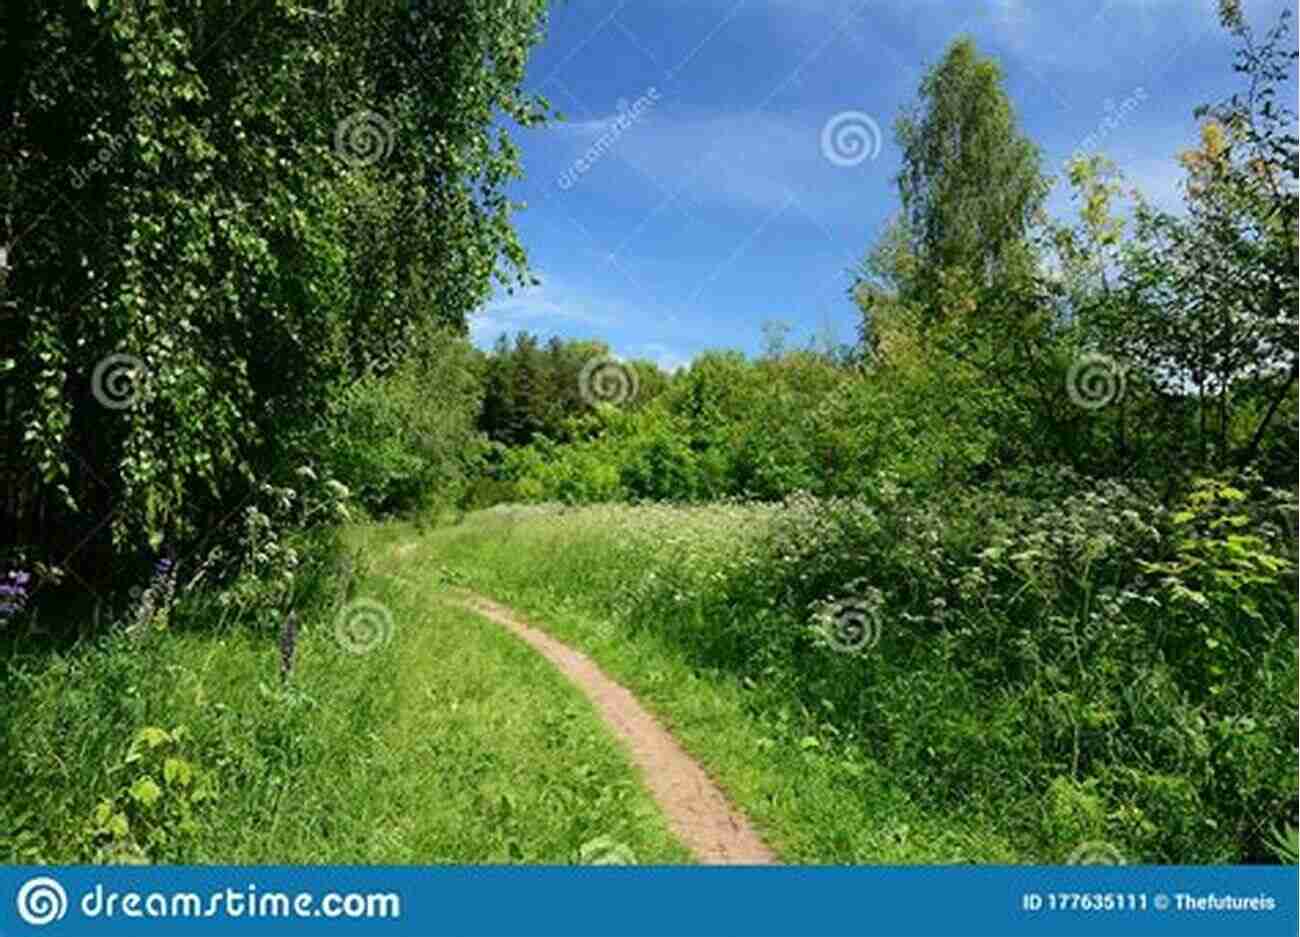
<box><xmin>1</xmin><ymin>545</ymin><xmax>689</xmax><ymax>864</ymax></box>
<box><xmin>391</xmin><ymin>508</ymin><xmax>1021</xmax><ymax>863</ymax></box>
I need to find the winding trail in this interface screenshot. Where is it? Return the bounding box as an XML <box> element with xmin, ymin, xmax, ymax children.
<box><xmin>447</xmin><ymin>590</ymin><xmax>777</xmax><ymax>865</ymax></box>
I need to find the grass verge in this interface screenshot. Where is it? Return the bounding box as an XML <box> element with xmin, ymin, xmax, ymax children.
<box><xmin>1</xmin><ymin>543</ymin><xmax>689</xmax><ymax>864</ymax></box>
<box><xmin>377</xmin><ymin>508</ymin><xmax>1021</xmax><ymax>863</ymax></box>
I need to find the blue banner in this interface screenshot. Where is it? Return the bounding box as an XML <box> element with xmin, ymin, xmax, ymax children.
<box><xmin>1</xmin><ymin>865</ymin><xmax>1295</xmax><ymax>936</ymax></box>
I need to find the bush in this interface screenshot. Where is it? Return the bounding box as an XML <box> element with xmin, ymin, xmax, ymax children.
<box><xmin>313</xmin><ymin>329</ymin><xmax>486</xmax><ymax>518</ymax></box>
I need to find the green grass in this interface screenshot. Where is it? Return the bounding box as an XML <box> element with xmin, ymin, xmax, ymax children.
<box><xmin>381</xmin><ymin>507</ymin><xmax>1021</xmax><ymax>863</ymax></box>
<box><xmin>400</xmin><ymin>496</ymin><xmax>1296</xmax><ymax>865</ymax></box>
<box><xmin>0</xmin><ymin>545</ymin><xmax>690</xmax><ymax>864</ymax></box>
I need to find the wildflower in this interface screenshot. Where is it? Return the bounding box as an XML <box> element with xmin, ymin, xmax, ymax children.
<box><xmin>279</xmin><ymin>610</ymin><xmax>299</xmax><ymax>683</ymax></box>
<box><xmin>128</xmin><ymin>552</ymin><xmax>179</xmax><ymax>638</ymax></box>
<box><xmin>0</xmin><ymin>569</ymin><xmax>33</xmax><ymax>622</ymax></box>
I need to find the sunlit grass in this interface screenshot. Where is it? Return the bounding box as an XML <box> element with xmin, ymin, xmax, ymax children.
<box><xmin>0</xmin><ymin>538</ymin><xmax>689</xmax><ymax>864</ymax></box>
<box><xmin>392</xmin><ymin>506</ymin><xmax>1021</xmax><ymax>863</ymax></box>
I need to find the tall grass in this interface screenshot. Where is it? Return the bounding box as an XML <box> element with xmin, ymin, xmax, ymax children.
<box><xmin>424</xmin><ymin>468</ymin><xmax>1298</xmax><ymax>863</ymax></box>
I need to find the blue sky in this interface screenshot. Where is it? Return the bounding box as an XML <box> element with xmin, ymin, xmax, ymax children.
<box><xmin>471</xmin><ymin>0</ymin><xmax>1292</xmax><ymax>370</ymax></box>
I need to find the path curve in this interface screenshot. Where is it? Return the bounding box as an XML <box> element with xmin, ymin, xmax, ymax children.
<box><xmin>447</xmin><ymin>590</ymin><xmax>776</xmax><ymax>865</ymax></box>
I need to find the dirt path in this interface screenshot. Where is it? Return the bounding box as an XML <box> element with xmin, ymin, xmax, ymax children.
<box><xmin>447</xmin><ymin>590</ymin><xmax>777</xmax><ymax>865</ymax></box>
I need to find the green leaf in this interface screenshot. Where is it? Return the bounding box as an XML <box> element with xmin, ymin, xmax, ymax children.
<box><xmin>135</xmin><ymin>727</ymin><xmax>172</xmax><ymax>749</ymax></box>
<box><xmin>128</xmin><ymin>777</ymin><xmax>162</xmax><ymax>807</ymax></box>
<box><xmin>163</xmin><ymin>757</ymin><xmax>193</xmax><ymax>787</ymax></box>
<box><xmin>108</xmin><ymin>813</ymin><xmax>130</xmax><ymax>838</ymax></box>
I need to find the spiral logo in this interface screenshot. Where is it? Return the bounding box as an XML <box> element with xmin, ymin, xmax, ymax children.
<box><xmin>91</xmin><ymin>353</ymin><xmax>148</xmax><ymax>410</ymax></box>
<box><xmin>578</xmin><ymin>356</ymin><xmax>639</xmax><ymax>407</ymax></box>
<box><xmin>1067</xmin><ymin>841</ymin><xmax>1126</xmax><ymax>865</ymax></box>
<box><xmin>578</xmin><ymin>835</ymin><xmax>636</xmax><ymax>866</ymax></box>
<box><xmin>820</xmin><ymin>111</ymin><xmax>883</xmax><ymax>167</ymax></box>
<box><xmin>334</xmin><ymin>110</ymin><xmax>395</xmax><ymax>167</ymax></box>
<box><xmin>16</xmin><ymin>876</ymin><xmax>68</xmax><ymax>926</ymax></box>
<box><xmin>333</xmin><ymin>598</ymin><xmax>394</xmax><ymax>654</ymax></box>
<box><xmin>1067</xmin><ymin>353</ymin><xmax>1126</xmax><ymax>410</ymax></box>
<box><xmin>814</xmin><ymin>597</ymin><xmax>882</xmax><ymax>653</ymax></box>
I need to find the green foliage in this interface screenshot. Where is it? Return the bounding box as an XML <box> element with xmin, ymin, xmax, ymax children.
<box><xmin>1267</xmin><ymin>823</ymin><xmax>1299</xmax><ymax>864</ymax></box>
<box><xmin>431</xmin><ymin>470</ymin><xmax>1297</xmax><ymax>863</ymax></box>
<box><xmin>893</xmin><ymin>36</ymin><xmax>1049</xmax><ymax>315</ymax></box>
<box><xmin>476</xmin><ymin>331</ymin><xmax>670</xmax><ymax>447</ymax></box>
<box><xmin>2</xmin><ymin>0</ymin><xmax>552</xmax><ymax>583</ymax></box>
<box><xmin>0</xmin><ymin>531</ymin><xmax>691</xmax><ymax>864</ymax></box>
<box><xmin>312</xmin><ymin>328</ymin><xmax>486</xmax><ymax>517</ymax></box>
<box><xmin>84</xmin><ymin>726</ymin><xmax>218</xmax><ymax>864</ymax></box>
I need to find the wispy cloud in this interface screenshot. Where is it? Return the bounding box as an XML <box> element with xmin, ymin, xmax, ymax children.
<box><xmin>470</xmin><ymin>272</ymin><xmax>628</xmax><ymax>345</ymax></box>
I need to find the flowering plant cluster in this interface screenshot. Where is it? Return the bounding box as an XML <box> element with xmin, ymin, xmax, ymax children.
<box><xmin>0</xmin><ymin>569</ymin><xmax>32</xmax><ymax>622</ymax></box>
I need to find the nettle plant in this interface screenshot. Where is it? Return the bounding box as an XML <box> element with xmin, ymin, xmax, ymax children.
<box><xmin>1139</xmin><ymin>474</ymin><xmax>1294</xmax><ymax>696</ymax></box>
<box><xmin>85</xmin><ymin>726</ymin><xmax>217</xmax><ymax>864</ymax></box>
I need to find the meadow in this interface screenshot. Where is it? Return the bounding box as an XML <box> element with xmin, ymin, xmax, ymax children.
<box><xmin>2</xmin><ymin>0</ymin><xmax>1296</xmax><ymax>872</ymax></box>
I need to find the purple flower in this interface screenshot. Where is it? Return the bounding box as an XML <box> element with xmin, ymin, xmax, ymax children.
<box><xmin>0</xmin><ymin>568</ymin><xmax>30</xmax><ymax>621</ymax></box>
<box><xmin>279</xmin><ymin>611</ymin><xmax>299</xmax><ymax>683</ymax></box>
